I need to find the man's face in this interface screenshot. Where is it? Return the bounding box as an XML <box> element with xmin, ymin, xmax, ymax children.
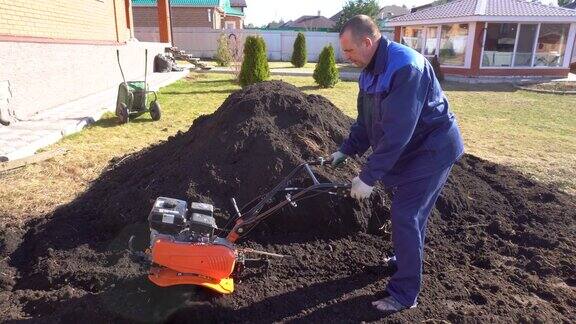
<box><xmin>339</xmin><ymin>30</ymin><xmax>374</xmax><ymax>68</ymax></box>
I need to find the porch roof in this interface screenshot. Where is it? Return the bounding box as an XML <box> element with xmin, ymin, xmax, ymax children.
<box><xmin>388</xmin><ymin>0</ymin><xmax>576</xmax><ymax>26</ymax></box>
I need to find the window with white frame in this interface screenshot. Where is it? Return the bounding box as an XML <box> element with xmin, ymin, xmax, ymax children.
<box><xmin>401</xmin><ymin>24</ymin><xmax>468</xmax><ymax>66</ymax></box>
<box><xmin>482</xmin><ymin>23</ymin><xmax>517</xmax><ymax>67</ymax></box>
<box><xmin>424</xmin><ymin>26</ymin><xmax>439</xmax><ymax>56</ymax></box>
<box><xmin>439</xmin><ymin>24</ymin><xmax>468</xmax><ymax>66</ymax></box>
<box><xmin>401</xmin><ymin>27</ymin><xmax>424</xmax><ymax>53</ymax></box>
<box><xmin>534</xmin><ymin>24</ymin><xmax>570</xmax><ymax>67</ymax></box>
<box><xmin>225</xmin><ymin>21</ymin><xmax>236</xmax><ymax>29</ymax></box>
<box><xmin>514</xmin><ymin>24</ymin><xmax>538</xmax><ymax>67</ymax></box>
<box><xmin>481</xmin><ymin>22</ymin><xmax>570</xmax><ymax>68</ymax></box>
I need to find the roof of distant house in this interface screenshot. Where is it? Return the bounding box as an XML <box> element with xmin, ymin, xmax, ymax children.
<box><xmin>131</xmin><ymin>0</ymin><xmax>244</xmax><ymax>16</ymax></box>
<box><xmin>330</xmin><ymin>11</ymin><xmax>342</xmax><ymax>22</ymax></box>
<box><xmin>330</xmin><ymin>5</ymin><xmax>409</xmax><ymax>23</ymax></box>
<box><xmin>389</xmin><ymin>0</ymin><xmax>576</xmax><ymax>25</ymax></box>
<box><xmin>377</xmin><ymin>5</ymin><xmax>410</xmax><ymax>18</ymax></box>
<box><xmin>563</xmin><ymin>1</ymin><xmax>576</xmax><ymax>9</ymax></box>
<box><xmin>266</xmin><ymin>21</ymin><xmax>285</xmax><ymax>29</ymax></box>
<box><xmin>282</xmin><ymin>15</ymin><xmax>336</xmax><ymax>29</ymax></box>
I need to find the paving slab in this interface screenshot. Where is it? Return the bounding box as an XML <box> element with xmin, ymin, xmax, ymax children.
<box><xmin>0</xmin><ymin>70</ymin><xmax>189</xmax><ymax>161</ymax></box>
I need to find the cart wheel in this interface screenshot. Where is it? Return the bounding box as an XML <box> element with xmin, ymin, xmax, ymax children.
<box><xmin>117</xmin><ymin>102</ymin><xmax>129</xmax><ymax>124</ymax></box>
<box><xmin>150</xmin><ymin>101</ymin><xmax>161</xmax><ymax>121</ymax></box>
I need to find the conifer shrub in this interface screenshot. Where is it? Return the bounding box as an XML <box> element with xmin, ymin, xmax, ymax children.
<box><xmin>239</xmin><ymin>36</ymin><xmax>270</xmax><ymax>87</ymax></box>
<box><xmin>313</xmin><ymin>44</ymin><xmax>339</xmax><ymax>88</ymax></box>
<box><xmin>291</xmin><ymin>32</ymin><xmax>307</xmax><ymax>68</ymax></box>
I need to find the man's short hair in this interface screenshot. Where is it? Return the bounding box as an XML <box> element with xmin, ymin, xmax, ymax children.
<box><xmin>339</xmin><ymin>15</ymin><xmax>381</xmax><ymax>42</ymax></box>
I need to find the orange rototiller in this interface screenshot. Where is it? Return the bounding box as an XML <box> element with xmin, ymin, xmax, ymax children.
<box><xmin>129</xmin><ymin>158</ymin><xmax>349</xmax><ymax>294</ymax></box>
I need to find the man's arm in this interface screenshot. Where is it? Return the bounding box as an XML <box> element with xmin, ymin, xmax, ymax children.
<box><xmin>339</xmin><ymin>89</ymin><xmax>371</xmax><ymax>157</ymax></box>
<box><xmin>359</xmin><ymin>65</ymin><xmax>429</xmax><ymax>186</ymax></box>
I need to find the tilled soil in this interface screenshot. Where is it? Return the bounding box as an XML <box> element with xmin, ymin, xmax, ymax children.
<box><xmin>1</xmin><ymin>81</ymin><xmax>575</xmax><ymax>323</ymax></box>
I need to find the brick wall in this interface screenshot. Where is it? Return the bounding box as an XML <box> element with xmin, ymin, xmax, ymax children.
<box><xmin>0</xmin><ymin>0</ymin><xmax>130</xmax><ymax>43</ymax></box>
<box><xmin>0</xmin><ymin>41</ymin><xmax>168</xmax><ymax>119</ymax></box>
<box><xmin>133</xmin><ymin>7</ymin><xmax>216</xmax><ymax>28</ymax></box>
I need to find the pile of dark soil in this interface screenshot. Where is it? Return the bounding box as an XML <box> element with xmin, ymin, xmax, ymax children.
<box><xmin>1</xmin><ymin>81</ymin><xmax>575</xmax><ymax>323</ymax></box>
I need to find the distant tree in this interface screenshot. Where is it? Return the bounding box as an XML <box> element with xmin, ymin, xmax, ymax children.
<box><xmin>291</xmin><ymin>33</ymin><xmax>307</xmax><ymax>68</ymax></box>
<box><xmin>557</xmin><ymin>0</ymin><xmax>571</xmax><ymax>6</ymax></box>
<box><xmin>335</xmin><ymin>0</ymin><xmax>380</xmax><ymax>32</ymax></box>
<box><xmin>239</xmin><ymin>36</ymin><xmax>270</xmax><ymax>87</ymax></box>
<box><xmin>215</xmin><ymin>33</ymin><xmax>232</xmax><ymax>67</ymax></box>
<box><xmin>313</xmin><ymin>45</ymin><xmax>339</xmax><ymax>88</ymax></box>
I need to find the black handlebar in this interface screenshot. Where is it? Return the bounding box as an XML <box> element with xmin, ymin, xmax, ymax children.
<box><xmin>225</xmin><ymin>159</ymin><xmax>349</xmax><ymax>242</ymax></box>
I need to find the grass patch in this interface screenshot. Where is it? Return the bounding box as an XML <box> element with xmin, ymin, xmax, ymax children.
<box><xmin>1</xmin><ymin>73</ymin><xmax>574</xmax><ymax>224</ymax></box>
<box><xmin>188</xmin><ymin>60</ymin><xmax>360</xmax><ymax>74</ymax></box>
<box><xmin>519</xmin><ymin>81</ymin><xmax>576</xmax><ymax>93</ymax></box>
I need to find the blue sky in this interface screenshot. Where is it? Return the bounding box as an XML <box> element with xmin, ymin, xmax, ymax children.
<box><xmin>243</xmin><ymin>0</ymin><xmax>559</xmax><ymax>27</ymax></box>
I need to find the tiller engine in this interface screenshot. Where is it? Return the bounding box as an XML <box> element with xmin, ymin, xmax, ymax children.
<box><xmin>130</xmin><ymin>158</ymin><xmax>349</xmax><ymax>294</ymax></box>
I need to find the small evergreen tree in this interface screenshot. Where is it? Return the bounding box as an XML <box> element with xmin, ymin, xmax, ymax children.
<box><xmin>215</xmin><ymin>33</ymin><xmax>232</xmax><ymax>67</ymax></box>
<box><xmin>313</xmin><ymin>45</ymin><xmax>339</xmax><ymax>88</ymax></box>
<box><xmin>239</xmin><ymin>36</ymin><xmax>270</xmax><ymax>87</ymax></box>
<box><xmin>291</xmin><ymin>32</ymin><xmax>307</xmax><ymax>68</ymax></box>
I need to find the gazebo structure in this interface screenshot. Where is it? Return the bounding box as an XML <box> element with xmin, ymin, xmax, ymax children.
<box><xmin>388</xmin><ymin>0</ymin><xmax>576</xmax><ymax>79</ymax></box>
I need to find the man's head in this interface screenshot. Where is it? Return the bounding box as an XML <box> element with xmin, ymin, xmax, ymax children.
<box><xmin>339</xmin><ymin>15</ymin><xmax>381</xmax><ymax>68</ymax></box>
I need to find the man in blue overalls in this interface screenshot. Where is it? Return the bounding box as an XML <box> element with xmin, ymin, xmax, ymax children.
<box><xmin>331</xmin><ymin>15</ymin><xmax>464</xmax><ymax>314</ymax></box>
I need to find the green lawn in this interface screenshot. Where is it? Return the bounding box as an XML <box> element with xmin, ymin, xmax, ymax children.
<box><xmin>194</xmin><ymin>60</ymin><xmax>361</xmax><ymax>73</ymax></box>
<box><xmin>1</xmin><ymin>73</ymin><xmax>574</xmax><ymax>224</ymax></box>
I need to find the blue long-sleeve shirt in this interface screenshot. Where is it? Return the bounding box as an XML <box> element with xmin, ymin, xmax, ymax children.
<box><xmin>340</xmin><ymin>37</ymin><xmax>464</xmax><ymax>186</ymax></box>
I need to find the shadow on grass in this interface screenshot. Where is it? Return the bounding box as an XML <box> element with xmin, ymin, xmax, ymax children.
<box><xmin>88</xmin><ymin>115</ymin><xmax>156</xmax><ymax>129</ymax></box>
<box><xmin>192</xmin><ymin>78</ymin><xmax>237</xmax><ymax>84</ymax></box>
<box><xmin>162</xmin><ymin>89</ymin><xmax>236</xmax><ymax>95</ymax></box>
<box><xmin>442</xmin><ymin>81</ymin><xmax>519</xmax><ymax>92</ymax></box>
<box><xmin>298</xmin><ymin>85</ymin><xmax>322</xmax><ymax>91</ymax></box>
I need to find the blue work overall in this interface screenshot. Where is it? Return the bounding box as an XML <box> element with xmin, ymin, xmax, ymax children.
<box><xmin>339</xmin><ymin>37</ymin><xmax>464</xmax><ymax>307</ymax></box>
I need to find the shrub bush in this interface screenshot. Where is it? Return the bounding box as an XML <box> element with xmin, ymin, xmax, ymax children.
<box><xmin>239</xmin><ymin>36</ymin><xmax>270</xmax><ymax>87</ymax></box>
<box><xmin>215</xmin><ymin>33</ymin><xmax>232</xmax><ymax>67</ymax></box>
<box><xmin>291</xmin><ymin>32</ymin><xmax>307</xmax><ymax>68</ymax></box>
<box><xmin>313</xmin><ymin>45</ymin><xmax>339</xmax><ymax>88</ymax></box>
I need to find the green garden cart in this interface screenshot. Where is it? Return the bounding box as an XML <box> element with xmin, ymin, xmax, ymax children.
<box><xmin>115</xmin><ymin>49</ymin><xmax>161</xmax><ymax>124</ymax></box>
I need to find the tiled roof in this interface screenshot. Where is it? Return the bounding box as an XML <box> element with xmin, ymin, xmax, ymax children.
<box><xmin>330</xmin><ymin>5</ymin><xmax>409</xmax><ymax>23</ymax></box>
<box><xmin>283</xmin><ymin>16</ymin><xmax>336</xmax><ymax>29</ymax></box>
<box><xmin>378</xmin><ymin>5</ymin><xmax>409</xmax><ymax>18</ymax></box>
<box><xmin>390</xmin><ymin>0</ymin><xmax>576</xmax><ymax>23</ymax></box>
<box><xmin>330</xmin><ymin>11</ymin><xmax>342</xmax><ymax>22</ymax></box>
<box><xmin>486</xmin><ymin>0</ymin><xmax>576</xmax><ymax>16</ymax></box>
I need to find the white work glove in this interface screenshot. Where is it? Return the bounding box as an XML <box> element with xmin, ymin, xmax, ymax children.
<box><xmin>350</xmin><ymin>176</ymin><xmax>373</xmax><ymax>200</ymax></box>
<box><xmin>330</xmin><ymin>151</ymin><xmax>348</xmax><ymax>167</ymax></box>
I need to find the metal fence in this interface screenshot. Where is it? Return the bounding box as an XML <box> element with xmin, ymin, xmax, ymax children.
<box><xmin>135</xmin><ymin>27</ymin><xmax>347</xmax><ymax>62</ymax></box>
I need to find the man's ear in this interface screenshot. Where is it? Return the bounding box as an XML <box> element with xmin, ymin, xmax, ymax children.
<box><xmin>363</xmin><ymin>37</ymin><xmax>373</xmax><ymax>48</ymax></box>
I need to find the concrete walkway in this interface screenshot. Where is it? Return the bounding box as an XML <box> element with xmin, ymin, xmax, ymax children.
<box><xmin>0</xmin><ymin>70</ymin><xmax>189</xmax><ymax>161</ymax></box>
<box><xmin>201</xmin><ymin>66</ymin><xmax>576</xmax><ymax>83</ymax></box>
<box><xmin>202</xmin><ymin>66</ymin><xmax>362</xmax><ymax>81</ymax></box>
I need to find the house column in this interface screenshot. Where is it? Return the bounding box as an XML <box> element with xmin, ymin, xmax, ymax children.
<box><xmin>394</xmin><ymin>26</ymin><xmax>401</xmax><ymax>42</ymax></box>
<box><xmin>469</xmin><ymin>21</ymin><xmax>485</xmax><ymax>76</ymax></box>
<box><xmin>157</xmin><ymin>0</ymin><xmax>172</xmax><ymax>43</ymax></box>
<box><xmin>124</xmin><ymin>0</ymin><xmax>134</xmax><ymax>39</ymax></box>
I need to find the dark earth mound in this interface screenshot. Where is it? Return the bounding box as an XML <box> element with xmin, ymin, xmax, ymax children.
<box><xmin>1</xmin><ymin>81</ymin><xmax>575</xmax><ymax>323</ymax></box>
